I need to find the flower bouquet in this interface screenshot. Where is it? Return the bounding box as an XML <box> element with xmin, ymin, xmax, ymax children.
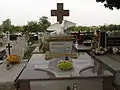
<box><xmin>94</xmin><ymin>47</ymin><xmax>106</xmax><ymax>55</ymax></box>
<box><xmin>57</xmin><ymin>60</ymin><xmax>73</xmax><ymax>71</ymax></box>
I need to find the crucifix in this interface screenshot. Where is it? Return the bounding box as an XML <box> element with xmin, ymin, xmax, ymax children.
<box><xmin>51</xmin><ymin>3</ymin><xmax>69</xmax><ymax>24</ymax></box>
<box><xmin>6</xmin><ymin>43</ymin><xmax>12</xmax><ymax>55</ymax></box>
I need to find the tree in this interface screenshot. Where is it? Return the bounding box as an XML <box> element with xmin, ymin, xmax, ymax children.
<box><xmin>68</xmin><ymin>26</ymin><xmax>77</xmax><ymax>31</ymax></box>
<box><xmin>38</xmin><ymin>16</ymin><xmax>51</xmax><ymax>31</ymax></box>
<box><xmin>11</xmin><ymin>26</ymin><xmax>23</xmax><ymax>33</ymax></box>
<box><xmin>22</xmin><ymin>25</ymin><xmax>29</xmax><ymax>33</ymax></box>
<box><xmin>117</xmin><ymin>25</ymin><xmax>120</xmax><ymax>30</ymax></box>
<box><xmin>1</xmin><ymin>19</ymin><xmax>12</xmax><ymax>33</ymax></box>
<box><xmin>27</xmin><ymin>21</ymin><xmax>40</xmax><ymax>33</ymax></box>
<box><xmin>99</xmin><ymin>25</ymin><xmax>108</xmax><ymax>31</ymax></box>
<box><xmin>96</xmin><ymin>0</ymin><xmax>120</xmax><ymax>10</ymax></box>
<box><xmin>0</xmin><ymin>25</ymin><xmax>3</xmax><ymax>32</ymax></box>
<box><xmin>23</xmin><ymin>16</ymin><xmax>51</xmax><ymax>33</ymax></box>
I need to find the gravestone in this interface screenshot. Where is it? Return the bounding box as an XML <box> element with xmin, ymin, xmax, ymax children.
<box><xmin>29</xmin><ymin>35</ymin><xmax>38</xmax><ymax>41</ymax></box>
<box><xmin>0</xmin><ymin>34</ymin><xmax>7</xmax><ymax>61</ymax></box>
<box><xmin>110</xmin><ymin>32</ymin><xmax>120</xmax><ymax>36</ymax></box>
<box><xmin>0</xmin><ymin>37</ymin><xmax>27</xmax><ymax>90</ymax></box>
<box><xmin>9</xmin><ymin>35</ymin><xmax>17</xmax><ymax>41</ymax></box>
<box><xmin>106</xmin><ymin>36</ymin><xmax>120</xmax><ymax>47</ymax></box>
<box><xmin>99</xmin><ymin>31</ymin><xmax>120</xmax><ymax>47</ymax></box>
<box><xmin>99</xmin><ymin>31</ymin><xmax>106</xmax><ymax>48</ymax></box>
<box><xmin>0</xmin><ymin>32</ymin><xmax>6</xmax><ymax>46</ymax></box>
<box><xmin>5</xmin><ymin>37</ymin><xmax>26</xmax><ymax>61</ymax></box>
<box><xmin>46</xmin><ymin>2</ymin><xmax>76</xmax><ymax>58</ymax></box>
<box><xmin>106</xmin><ymin>32</ymin><xmax>120</xmax><ymax>47</ymax></box>
<box><xmin>47</xmin><ymin>35</ymin><xmax>74</xmax><ymax>54</ymax></box>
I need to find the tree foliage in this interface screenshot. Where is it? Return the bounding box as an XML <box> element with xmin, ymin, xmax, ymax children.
<box><xmin>0</xmin><ymin>16</ymin><xmax>120</xmax><ymax>33</ymax></box>
<box><xmin>38</xmin><ymin>16</ymin><xmax>51</xmax><ymax>31</ymax></box>
<box><xmin>24</xmin><ymin>16</ymin><xmax>51</xmax><ymax>33</ymax></box>
<box><xmin>67</xmin><ymin>24</ymin><xmax>120</xmax><ymax>32</ymax></box>
<box><xmin>1</xmin><ymin>19</ymin><xmax>12</xmax><ymax>33</ymax></box>
<box><xmin>27</xmin><ymin>21</ymin><xmax>40</xmax><ymax>32</ymax></box>
<box><xmin>96</xmin><ymin>0</ymin><xmax>120</xmax><ymax>10</ymax></box>
<box><xmin>0</xmin><ymin>16</ymin><xmax>51</xmax><ymax>33</ymax></box>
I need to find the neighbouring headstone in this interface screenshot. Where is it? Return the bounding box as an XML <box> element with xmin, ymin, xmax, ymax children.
<box><xmin>9</xmin><ymin>35</ymin><xmax>17</xmax><ymax>41</ymax></box>
<box><xmin>106</xmin><ymin>36</ymin><xmax>120</xmax><ymax>47</ymax></box>
<box><xmin>84</xmin><ymin>34</ymin><xmax>93</xmax><ymax>41</ymax></box>
<box><xmin>29</xmin><ymin>35</ymin><xmax>38</xmax><ymax>41</ymax></box>
<box><xmin>110</xmin><ymin>32</ymin><xmax>120</xmax><ymax>36</ymax></box>
<box><xmin>6</xmin><ymin>32</ymin><xmax>17</xmax><ymax>42</ymax></box>
<box><xmin>99</xmin><ymin>31</ymin><xmax>106</xmax><ymax>48</ymax></box>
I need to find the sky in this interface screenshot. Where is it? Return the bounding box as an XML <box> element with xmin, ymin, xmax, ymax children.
<box><xmin>0</xmin><ymin>0</ymin><xmax>120</xmax><ymax>26</ymax></box>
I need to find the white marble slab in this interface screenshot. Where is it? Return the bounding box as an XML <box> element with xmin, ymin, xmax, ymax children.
<box><xmin>74</xmin><ymin>44</ymin><xmax>91</xmax><ymax>50</ymax></box>
<box><xmin>33</xmin><ymin>56</ymin><xmax>94</xmax><ymax>77</ymax></box>
<box><xmin>0</xmin><ymin>60</ymin><xmax>27</xmax><ymax>90</ymax></box>
<box><xmin>0</xmin><ymin>62</ymin><xmax>27</xmax><ymax>82</ymax></box>
<box><xmin>49</xmin><ymin>41</ymin><xmax>73</xmax><ymax>54</ymax></box>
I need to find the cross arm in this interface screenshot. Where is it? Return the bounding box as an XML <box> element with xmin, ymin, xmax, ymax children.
<box><xmin>63</xmin><ymin>10</ymin><xmax>69</xmax><ymax>16</ymax></box>
<box><xmin>51</xmin><ymin>10</ymin><xmax>57</xmax><ymax>16</ymax></box>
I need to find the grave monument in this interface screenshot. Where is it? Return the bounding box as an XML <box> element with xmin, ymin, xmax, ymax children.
<box><xmin>16</xmin><ymin>2</ymin><xmax>114</xmax><ymax>90</ymax></box>
<box><xmin>45</xmin><ymin>3</ymin><xmax>77</xmax><ymax>60</ymax></box>
<box><xmin>90</xmin><ymin>30</ymin><xmax>120</xmax><ymax>90</ymax></box>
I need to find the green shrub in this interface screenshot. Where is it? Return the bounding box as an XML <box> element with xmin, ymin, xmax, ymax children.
<box><xmin>23</xmin><ymin>46</ymin><xmax>36</xmax><ymax>59</ymax></box>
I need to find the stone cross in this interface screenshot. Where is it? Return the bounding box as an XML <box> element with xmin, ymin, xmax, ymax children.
<box><xmin>6</xmin><ymin>43</ymin><xmax>12</xmax><ymax>55</ymax></box>
<box><xmin>51</xmin><ymin>3</ymin><xmax>69</xmax><ymax>24</ymax></box>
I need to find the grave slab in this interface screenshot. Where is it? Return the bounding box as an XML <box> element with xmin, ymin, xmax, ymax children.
<box><xmin>0</xmin><ymin>36</ymin><xmax>28</xmax><ymax>90</ymax></box>
<box><xmin>0</xmin><ymin>60</ymin><xmax>27</xmax><ymax>90</ymax></box>
<box><xmin>17</xmin><ymin>53</ymin><xmax>113</xmax><ymax>90</ymax></box>
<box><xmin>74</xmin><ymin>44</ymin><xmax>91</xmax><ymax>52</ymax></box>
<box><xmin>107</xmin><ymin>54</ymin><xmax>120</xmax><ymax>63</ymax></box>
<box><xmin>89</xmin><ymin>52</ymin><xmax>120</xmax><ymax>90</ymax></box>
<box><xmin>90</xmin><ymin>53</ymin><xmax>120</xmax><ymax>72</ymax></box>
